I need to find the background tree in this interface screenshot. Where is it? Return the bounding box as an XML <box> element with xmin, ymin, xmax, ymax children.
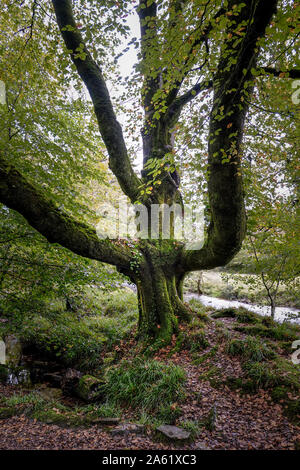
<box><xmin>0</xmin><ymin>0</ymin><xmax>299</xmax><ymax>345</ymax></box>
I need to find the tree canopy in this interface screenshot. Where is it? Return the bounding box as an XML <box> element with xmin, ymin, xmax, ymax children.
<box><xmin>0</xmin><ymin>0</ymin><xmax>299</xmax><ymax>342</ymax></box>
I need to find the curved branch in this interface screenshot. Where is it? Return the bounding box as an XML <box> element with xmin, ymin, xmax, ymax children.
<box><xmin>167</xmin><ymin>80</ymin><xmax>213</xmax><ymax>121</ymax></box>
<box><xmin>180</xmin><ymin>0</ymin><xmax>278</xmax><ymax>273</ymax></box>
<box><xmin>0</xmin><ymin>157</ymin><xmax>132</xmax><ymax>270</ymax></box>
<box><xmin>51</xmin><ymin>0</ymin><xmax>141</xmax><ymax>202</ymax></box>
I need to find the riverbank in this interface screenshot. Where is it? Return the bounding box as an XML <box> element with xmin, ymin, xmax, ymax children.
<box><xmin>184</xmin><ymin>271</ymin><xmax>300</xmax><ymax>310</ymax></box>
<box><xmin>185</xmin><ymin>293</ymin><xmax>300</xmax><ymax>324</ymax></box>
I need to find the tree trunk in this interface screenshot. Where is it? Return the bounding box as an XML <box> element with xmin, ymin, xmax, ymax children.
<box><xmin>135</xmin><ymin>258</ymin><xmax>191</xmax><ymax>345</ymax></box>
<box><xmin>270</xmin><ymin>299</ymin><xmax>276</xmax><ymax>319</ymax></box>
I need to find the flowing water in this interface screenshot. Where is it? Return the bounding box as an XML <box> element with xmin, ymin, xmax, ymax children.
<box><xmin>122</xmin><ymin>281</ymin><xmax>299</xmax><ymax>324</ymax></box>
<box><xmin>185</xmin><ymin>292</ymin><xmax>300</xmax><ymax>324</ymax></box>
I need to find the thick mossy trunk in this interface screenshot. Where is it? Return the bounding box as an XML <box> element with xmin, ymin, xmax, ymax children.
<box><xmin>136</xmin><ymin>267</ymin><xmax>191</xmax><ymax>346</ymax></box>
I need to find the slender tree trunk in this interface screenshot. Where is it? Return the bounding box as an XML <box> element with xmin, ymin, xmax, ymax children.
<box><xmin>270</xmin><ymin>298</ymin><xmax>276</xmax><ymax>319</ymax></box>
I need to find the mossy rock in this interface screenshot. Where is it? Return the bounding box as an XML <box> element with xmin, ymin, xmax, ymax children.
<box><xmin>75</xmin><ymin>375</ymin><xmax>105</xmax><ymax>402</ymax></box>
<box><xmin>38</xmin><ymin>387</ymin><xmax>63</xmax><ymax>401</ymax></box>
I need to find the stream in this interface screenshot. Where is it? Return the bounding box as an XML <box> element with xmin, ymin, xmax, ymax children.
<box><xmin>122</xmin><ymin>282</ymin><xmax>299</xmax><ymax>324</ymax></box>
<box><xmin>185</xmin><ymin>292</ymin><xmax>300</xmax><ymax>324</ymax></box>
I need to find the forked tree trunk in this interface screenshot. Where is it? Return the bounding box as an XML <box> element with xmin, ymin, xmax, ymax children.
<box><xmin>134</xmin><ymin>256</ymin><xmax>191</xmax><ymax>344</ymax></box>
<box><xmin>0</xmin><ymin>0</ymin><xmax>280</xmax><ymax>349</ymax></box>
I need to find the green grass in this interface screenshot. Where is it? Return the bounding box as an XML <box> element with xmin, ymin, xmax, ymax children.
<box><xmin>0</xmin><ymin>390</ymin><xmax>121</xmax><ymax>426</ymax></box>
<box><xmin>102</xmin><ymin>359</ymin><xmax>186</xmax><ymax>419</ymax></box>
<box><xmin>192</xmin><ymin>345</ymin><xmax>218</xmax><ymax>365</ymax></box>
<box><xmin>234</xmin><ymin>322</ymin><xmax>299</xmax><ymax>342</ymax></box>
<box><xmin>226</xmin><ymin>336</ymin><xmax>276</xmax><ymax>362</ymax></box>
<box><xmin>211</xmin><ymin>307</ymin><xmax>261</xmax><ymax>324</ymax></box>
<box><xmin>188</xmin><ymin>298</ymin><xmax>212</xmax><ymax>321</ymax></box>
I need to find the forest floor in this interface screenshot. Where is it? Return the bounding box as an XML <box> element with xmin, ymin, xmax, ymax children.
<box><xmin>0</xmin><ymin>303</ymin><xmax>299</xmax><ymax>450</ymax></box>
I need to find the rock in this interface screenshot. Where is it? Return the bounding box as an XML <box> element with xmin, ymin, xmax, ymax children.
<box><xmin>0</xmin><ymin>364</ymin><xmax>8</xmax><ymax>383</ymax></box>
<box><xmin>38</xmin><ymin>387</ymin><xmax>63</xmax><ymax>401</ymax></box>
<box><xmin>61</xmin><ymin>368</ymin><xmax>82</xmax><ymax>396</ymax></box>
<box><xmin>75</xmin><ymin>374</ymin><xmax>104</xmax><ymax>402</ymax></box>
<box><xmin>195</xmin><ymin>441</ymin><xmax>210</xmax><ymax>450</ymax></box>
<box><xmin>5</xmin><ymin>335</ymin><xmax>22</xmax><ymax>367</ymax></box>
<box><xmin>110</xmin><ymin>423</ymin><xmax>145</xmax><ymax>436</ymax></box>
<box><xmin>43</xmin><ymin>372</ymin><xmax>63</xmax><ymax>387</ymax></box>
<box><xmin>157</xmin><ymin>425</ymin><xmax>190</xmax><ymax>440</ymax></box>
<box><xmin>93</xmin><ymin>417</ymin><xmax>120</xmax><ymax>425</ymax></box>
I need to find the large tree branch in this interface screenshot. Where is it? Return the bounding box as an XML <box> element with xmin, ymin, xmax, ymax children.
<box><xmin>137</xmin><ymin>1</ymin><xmax>162</xmax><ymax>167</ymax></box>
<box><xmin>180</xmin><ymin>0</ymin><xmax>279</xmax><ymax>273</ymax></box>
<box><xmin>137</xmin><ymin>0</ymin><xmax>159</xmax><ymax>111</ymax></box>
<box><xmin>260</xmin><ymin>67</ymin><xmax>300</xmax><ymax>79</ymax></box>
<box><xmin>51</xmin><ymin>0</ymin><xmax>140</xmax><ymax>202</ymax></box>
<box><xmin>0</xmin><ymin>157</ymin><xmax>132</xmax><ymax>270</ymax></box>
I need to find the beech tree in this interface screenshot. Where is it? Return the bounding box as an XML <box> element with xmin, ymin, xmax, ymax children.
<box><xmin>0</xmin><ymin>0</ymin><xmax>299</xmax><ymax>344</ymax></box>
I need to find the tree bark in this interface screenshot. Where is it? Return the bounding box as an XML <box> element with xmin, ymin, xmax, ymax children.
<box><xmin>136</xmin><ymin>260</ymin><xmax>191</xmax><ymax>344</ymax></box>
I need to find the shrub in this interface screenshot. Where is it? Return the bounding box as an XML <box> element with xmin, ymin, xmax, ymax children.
<box><xmin>12</xmin><ymin>288</ymin><xmax>138</xmax><ymax>371</ymax></box>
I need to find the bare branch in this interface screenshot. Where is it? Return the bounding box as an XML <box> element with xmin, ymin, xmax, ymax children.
<box><xmin>167</xmin><ymin>79</ymin><xmax>213</xmax><ymax>119</ymax></box>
